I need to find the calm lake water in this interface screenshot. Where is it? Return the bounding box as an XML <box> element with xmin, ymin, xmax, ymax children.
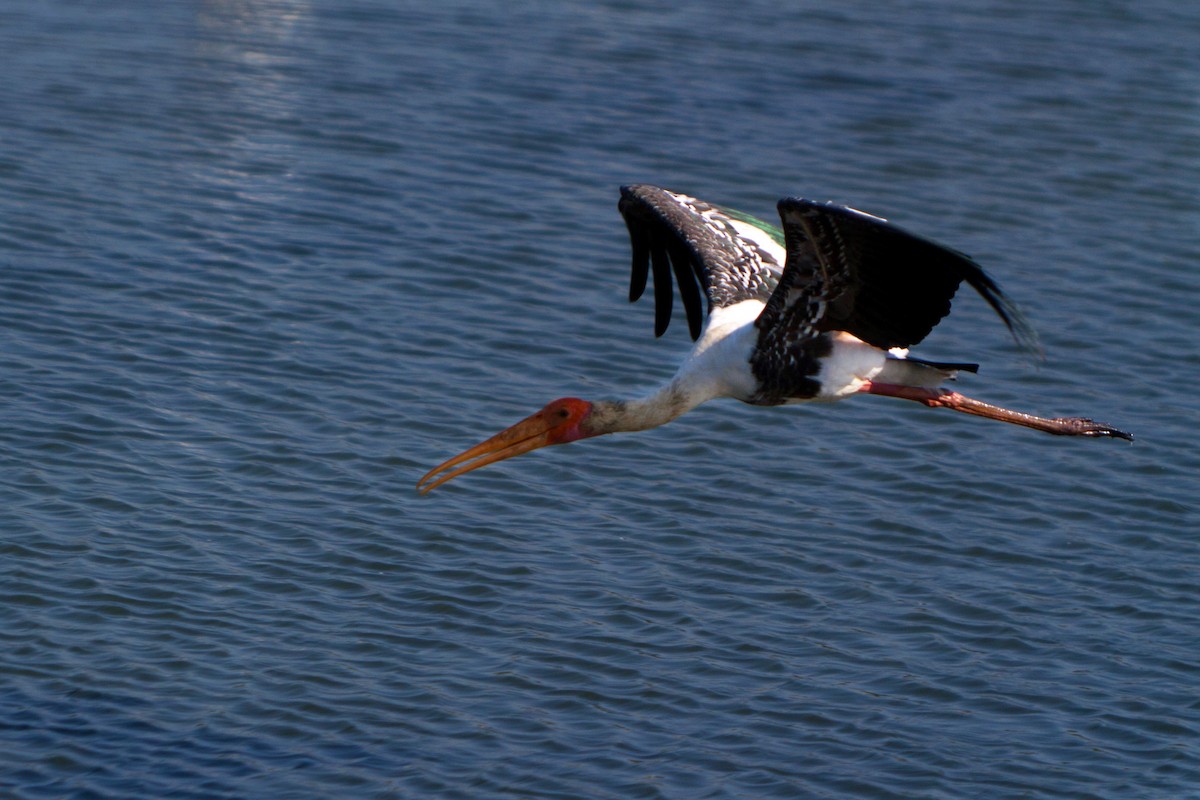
<box><xmin>2</xmin><ymin>2</ymin><xmax>1198</xmax><ymax>798</ymax></box>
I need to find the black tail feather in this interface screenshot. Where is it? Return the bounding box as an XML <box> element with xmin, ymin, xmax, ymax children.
<box><xmin>901</xmin><ymin>356</ymin><xmax>980</xmax><ymax>374</ymax></box>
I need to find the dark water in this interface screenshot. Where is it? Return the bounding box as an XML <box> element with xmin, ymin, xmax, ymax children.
<box><xmin>2</xmin><ymin>2</ymin><xmax>1198</xmax><ymax>798</ymax></box>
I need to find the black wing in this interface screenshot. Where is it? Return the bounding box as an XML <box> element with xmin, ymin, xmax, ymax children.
<box><xmin>618</xmin><ymin>185</ymin><xmax>786</xmax><ymax>340</ymax></box>
<box><xmin>756</xmin><ymin>198</ymin><xmax>1039</xmax><ymax>352</ymax></box>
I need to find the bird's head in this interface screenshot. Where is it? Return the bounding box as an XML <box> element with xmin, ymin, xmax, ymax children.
<box><xmin>417</xmin><ymin>397</ymin><xmax>597</xmax><ymax>494</ymax></box>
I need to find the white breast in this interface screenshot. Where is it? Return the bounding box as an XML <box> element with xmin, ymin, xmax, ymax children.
<box><xmin>674</xmin><ymin>300</ymin><xmax>764</xmax><ymax>402</ymax></box>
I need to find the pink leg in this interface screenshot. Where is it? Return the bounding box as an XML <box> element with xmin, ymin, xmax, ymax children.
<box><xmin>862</xmin><ymin>383</ymin><xmax>1133</xmax><ymax>440</ymax></box>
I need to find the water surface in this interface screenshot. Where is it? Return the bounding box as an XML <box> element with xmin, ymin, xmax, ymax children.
<box><xmin>2</xmin><ymin>2</ymin><xmax>1197</xmax><ymax>798</ymax></box>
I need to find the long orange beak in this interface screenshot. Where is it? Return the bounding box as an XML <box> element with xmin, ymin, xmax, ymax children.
<box><xmin>417</xmin><ymin>403</ymin><xmax>583</xmax><ymax>494</ymax></box>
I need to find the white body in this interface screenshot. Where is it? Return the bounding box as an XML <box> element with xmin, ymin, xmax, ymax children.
<box><xmin>605</xmin><ymin>301</ymin><xmax>923</xmax><ymax>435</ymax></box>
<box><xmin>677</xmin><ymin>302</ymin><xmax>894</xmax><ymax>403</ymax></box>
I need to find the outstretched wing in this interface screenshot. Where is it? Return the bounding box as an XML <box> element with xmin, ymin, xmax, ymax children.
<box><xmin>756</xmin><ymin>198</ymin><xmax>1039</xmax><ymax>353</ymax></box>
<box><xmin>618</xmin><ymin>185</ymin><xmax>786</xmax><ymax>340</ymax></box>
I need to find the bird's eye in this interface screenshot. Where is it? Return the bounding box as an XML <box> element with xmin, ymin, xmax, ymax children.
<box><xmin>557</xmin><ymin>408</ymin><xmax>570</xmax><ymax>419</ymax></box>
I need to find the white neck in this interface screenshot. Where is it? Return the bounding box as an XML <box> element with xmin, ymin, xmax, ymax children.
<box><xmin>586</xmin><ymin>302</ymin><xmax>761</xmax><ymax>435</ymax></box>
<box><xmin>588</xmin><ymin>377</ymin><xmax>716</xmax><ymax>435</ymax></box>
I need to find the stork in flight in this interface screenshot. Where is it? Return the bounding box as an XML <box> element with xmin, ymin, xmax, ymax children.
<box><xmin>418</xmin><ymin>185</ymin><xmax>1131</xmax><ymax>494</ymax></box>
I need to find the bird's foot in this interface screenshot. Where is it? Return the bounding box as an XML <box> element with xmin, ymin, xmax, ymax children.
<box><xmin>1050</xmin><ymin>417</ymin><xmax>1134</xmax><ymax>441</ymax></box>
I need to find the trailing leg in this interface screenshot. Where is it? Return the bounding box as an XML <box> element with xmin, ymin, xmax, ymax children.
<box><xmin>862</xmin><ymin>382</ymin><xmax>1133</xmax><ymax>440</ymax></box>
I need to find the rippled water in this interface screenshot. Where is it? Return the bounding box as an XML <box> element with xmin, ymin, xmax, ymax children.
<box><xmin>2</xmin><ymin>2</ymin><xmax>1198</xmax><ymax>798</ymax></box>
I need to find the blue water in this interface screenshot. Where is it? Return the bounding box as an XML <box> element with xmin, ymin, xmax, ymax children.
<box><xmin>2</xmin><ymin>2</ymin><xmax>1198</xmax><ymax>798</ymax></box>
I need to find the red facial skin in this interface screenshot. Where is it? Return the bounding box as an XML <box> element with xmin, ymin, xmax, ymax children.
<box><xmin>416</xmin><ymin>398</ymin><xmax>595</xmax><ymax>494</ymax></box>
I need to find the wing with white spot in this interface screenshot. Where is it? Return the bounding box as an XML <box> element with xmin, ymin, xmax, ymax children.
<box><xmin>618</xmin><ymin>185</ymin><xmax>785</xmax><ymax>340</ymax></box>
<box><xmin>756</xmin><ymin>198</ymin><xmax>1038</xmax><ymax>352</ymax></box>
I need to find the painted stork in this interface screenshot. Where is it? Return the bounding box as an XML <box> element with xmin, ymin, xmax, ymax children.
<box><xmin>417</xmin><ymin>185</ymin><xmax>1131</xmax><ymax>494</ymax></box>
